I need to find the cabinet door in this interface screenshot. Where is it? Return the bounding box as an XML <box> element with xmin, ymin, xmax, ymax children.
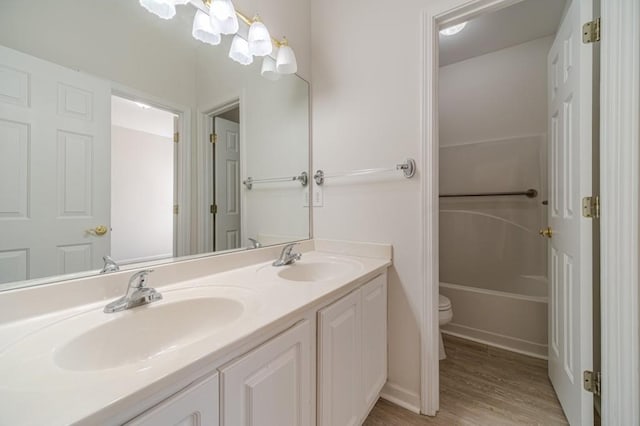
<box><xmin>318</xmin><ymin>289</ymin><xmax>362</xmax><ymax>426</ymax></box>
<box><xmin>361</xmin><ymin>273</ymin><xmax>388</xmax><ymax>413</ymax></box>
<box><xmin>220</xmin><ymin>320</ymin><xmax>312</xmax><ymax>426</ymax></box>
<box><xmin>126</xmin><ymin>373</ymin><xmax>219</xmax><ymax>426</ymax></box>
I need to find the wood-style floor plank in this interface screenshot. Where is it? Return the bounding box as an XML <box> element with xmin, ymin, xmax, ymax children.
<box><xmin>364</xmin><ymin>335</ymin><xmax>568</xmax><ymax>425</ymax></box>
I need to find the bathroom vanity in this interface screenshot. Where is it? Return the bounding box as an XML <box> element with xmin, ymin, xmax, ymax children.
<box><xmin>0</xmin><ymin>240</ymin><xmax>391</xmax><ymax>425</ymax></box>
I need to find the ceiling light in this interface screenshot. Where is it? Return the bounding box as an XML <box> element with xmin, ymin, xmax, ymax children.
<box><xmin>210</xmin><ymin>5</ymin><xmax>239</xmax><ymax>34</ymax></box>
<box><xmin>439</xmin><ymin>22</ymin><xmax>467</xmax><ymax>36</ymax></box>
<box><xmin>276</xmin><ymin>38</ymin><xmax>297</xmax><ymax>74</ymax></box>
<box><xmin>261</xmin><ymin>56</ymin><xmax>281</xmax><ymax>81</ymax></box>
<box><xmin>139</xmin><ymin>0</ymin><xmax>177</xmax><ymax>19</ymax></box>
<box><xmin>192</xmin><ymin>9</ymin><xmax>221</xmax><ymax>45</ymax></box>
<box><xmin>248</xmin><ymin>16</ymin><xmax>273</xmax><ymax>56</ymax></box>
<box><xmin>229</xmin><ymin>35</ymin><xmax>253</xmax><ymax>65</ymax></box>
<box><xmin>210</xmin><ymin>0</ymin><xmax>235</xmax><ymax>20</ymax></box>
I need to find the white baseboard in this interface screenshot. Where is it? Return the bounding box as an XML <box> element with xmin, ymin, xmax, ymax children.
<box><xmin>442</xmin><ymin>323</ymin><xmax>548</xmax><ymax>360</ymax></box>
<box><xmin>379</xmin><ymin>382</ymin><xmax>421</xmax><ymax>414</ymax></box>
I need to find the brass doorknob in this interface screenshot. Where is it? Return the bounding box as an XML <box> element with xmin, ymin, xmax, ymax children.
<box><xmin>87</xmin><ymin>225</ymin><xmax>108</xmax><ymax>236</ymax></box>
<box><xmin>539</xmin><ymin>227</ymin><xmax>553</xmax><ymax>238</ymax></box>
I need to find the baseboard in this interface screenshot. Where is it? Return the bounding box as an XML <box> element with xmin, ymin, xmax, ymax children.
<box><xmin>442</xmin><ymin>323</ymin><xmax>548</xmax><ymax>360</ymax></box>
<box><xmin>379</xmin><ymin>382</ymin><xmax>421</xmax><ymax>414</ymax></box>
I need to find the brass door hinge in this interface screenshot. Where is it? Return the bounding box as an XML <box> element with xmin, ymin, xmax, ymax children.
<box><xmin>210</xmin><ymin>204</ymin><xmax>217</xmax><ymax>214</ymax></box>
<box><xmin>173</xmin><ymin>204</ymin><xmax>179</xmax><ymax>214</ymax></box>
<box><xmin>173</xmin><ymin>132</ymin><xmax>179</xmax><ymax>143</ymax></box>
<box><xmin>583</xmin><ymin>370</ymin><xmax>601</xmax><ymax>396</ymax></box>
<box><xmin>582</xmin><ymin>195</ymin><xmax>600</xmax><ymax>219</ymax></box>
<box><xmin>582</xmin><ymin>18</ymin><xmax>601</xmax><ymax>43</ymax></box>
<box><xmin>210</xmin><ymin>133</ymin><xmax>217</xmax><ymax>144</ymax></box>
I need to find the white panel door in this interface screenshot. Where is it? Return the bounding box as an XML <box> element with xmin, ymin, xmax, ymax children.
<box><xmin>361</xmin><ymin>273</ymin><xmax>387</xmax><ymax>415</ymax></box>
<box><xmin>220</xmin><ymin>320</ymin><xmax>312</xmax><ymax>426</ymax></box>
<box><xmin>0</xmin><ymin>46</ymin><xmax>110</xmax><ymax>284</ymax></box>
<box><xmin>214</xmin><ymin>117</ymin><xmax>241</xmax><ymax>251</ymax></box>
<box><xmin>126</xmin><ymin>373</ymin><xmax>219</xmax><ymax>426</ymax></box>
<box><xmin>318</xmin><ymin>289</ymin><xmax>362</xmax><ymax>426</ymax></box>
<box><xmin>547</xmin><ymin>0</ymin><xmax>593</xmax><ymax>424</ymax></box>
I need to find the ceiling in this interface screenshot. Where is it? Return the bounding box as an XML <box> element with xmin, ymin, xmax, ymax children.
<box><xmin>439</xmin><ymin>0</ymin><xmax>568</xmax><ymax>67</ymax></box>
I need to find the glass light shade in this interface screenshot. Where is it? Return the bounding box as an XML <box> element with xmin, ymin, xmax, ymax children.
<box><xmin>210</xmin><ymin>0</ymin><xmax>235</xmax><ymax>20</ymax></box>
<box><xmin>439</xmin><ymin>22</ymin><xmax>467</xmax><ymax>36</ymax></box>
<box><xmin>276</xmin><ymin>45</ymin><xmax>297</xmax><ymax>74</ymax></box>
<box><xmin>139</xmin><ymin>0</ymin><xmax>176</xmax><ymax>19</ymax></box>
<box><xmin>192</xmin><ymin>10</ymin><xmax>221</xmax><ymax>45</ymax></box>
<box><xmin>229</xmin><ymin>35</ymin><xmax>253</xmax><ymax>65</ymax></box>
<box><xmin>210</xmin><ymin>10</ymin><xmax>239</xmax><ymax>35</ymax></box>
<box><xmin>261</xmin><ymin>56</ymin><xmax>281</xmax><ymax>81</ymax></box>
<box><xmin>248</xmin><ymin>21</ymin><xmax>273</xmax><ymax>56</ymax></box>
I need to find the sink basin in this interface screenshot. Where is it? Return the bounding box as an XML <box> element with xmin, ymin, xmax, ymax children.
<box><xmin>277</xmin><ymin>261</ymin><xmax>360</xmax><ymax>282</ymax></box>
<box><xmin>55</xmin><ymin>297</ymin><xmax>243</xmax><ymax>371</ymax></box>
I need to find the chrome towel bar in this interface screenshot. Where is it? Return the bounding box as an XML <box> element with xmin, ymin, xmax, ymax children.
<box><xmin>314</xmin><ymin>158</ymin><xmax>416</xmax><ymax>185</ymax></box>
<box><xmin>440</xmin><ymin>189</ymin><xmax>538</xmax><ymax>198</ymax></box>
<box><xmin>243</xmin><ymin>172</ymin><xmax>308</xmax><ymax>190</ymax></box>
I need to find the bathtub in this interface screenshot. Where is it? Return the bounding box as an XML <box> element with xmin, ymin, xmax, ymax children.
<box><xmin>440</xmin><ymin>279</ymin><xmax>548</xmax><ymax>359</ymax></box>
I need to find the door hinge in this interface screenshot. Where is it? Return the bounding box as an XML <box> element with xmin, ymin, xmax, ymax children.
<box><xmin>582</xmin><ymin>18</ymin><xmax>601</xmax><ymax>43</ymax></box>
<box><xmin>210</xmin><ymin>204</ymin><xmax>217</xmax><ymax>214</ymax></box>
<box><xmin>210</xmin><ymin>133</ymin><xmax>217</xmax><ymax>144</ymax></box>
<box><xmin>173</xmin><ymin>204</ymin><xmax>179</xmax><ymax>214</ymax></box>
<box><xmin>583</xmin><ymin>370</ymin><xmax>601</xmax><ymax>396</ymax></box>
<box><xmin>173</xmin><ymin>132</ymin><xmax>179</xmax><ymax>143</ymax></box>
<box><xmin>582</xmin><ymin>195</ymin><xmax>600</xmax><ymax>219</ymax></box>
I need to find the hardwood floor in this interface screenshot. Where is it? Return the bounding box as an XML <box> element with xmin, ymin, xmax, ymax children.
<box><xmin>364</xmin><ymin>335</ymin><xmax>568</xmax><ymax>425</ymax></box>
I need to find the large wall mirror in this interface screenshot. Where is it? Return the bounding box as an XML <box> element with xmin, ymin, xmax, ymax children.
<box><xmin>0</xmin><ymin>0</ymin><xmax>310</xmax><ymax>291</ymax></box>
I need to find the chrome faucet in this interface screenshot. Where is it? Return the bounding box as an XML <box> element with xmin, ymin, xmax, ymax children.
<box><xmin>104</xmin><ymin>269</ymin><xmax>162</xmax><ymax>313</ymax></box>
<box><xmin>248</xmin><ymin>237</ymin><xmax>262</xmax><ymax>249</ymax></box>
<box><xmin>100</xmin><ymin>255</ymin><xmax>120</xmax><ymax>274</ymax></box>
<box><xmin>273</xmin><ymin>243</ymin><xmax>302</xmax><ymax>267</ymax></box>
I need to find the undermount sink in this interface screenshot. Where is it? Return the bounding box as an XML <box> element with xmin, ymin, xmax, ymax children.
<box><xmin>55</xmin><ymin>297</ymin><xmax>243</xmax><ymax>371</ymax></box>
<box><xmin>277</xmin><ymin>260</ymin><xmax>361</xmax><ymax>282</ymax></box>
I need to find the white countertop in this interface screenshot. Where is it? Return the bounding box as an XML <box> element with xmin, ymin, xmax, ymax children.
<box><xmin>0</xmin><ymin>243</ymin><xmax>391</xmax><ymax>425</ymax></box>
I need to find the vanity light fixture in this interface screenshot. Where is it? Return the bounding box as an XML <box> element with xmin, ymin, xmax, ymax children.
<box><xmin>209</xmin><ymin>0</ymin><xmax>239</xmax><ymax>35</ymax></box>
<box><xmin>276</xmin><ymin>38</ymin><xmax>297</xmax><ymax>74</ymax></box>
<box><xmin>140</xmin><ymin>0</ymin><xmax>299</xmax><ymax>78</ymax></box>
<box><xmin>439</xmin><ymin>22</ymin><xmax>467</xmax><ymax>36</ymax></box>
<box><xmin>229</xmin><ymin>35</ymin><xmax>253</xmax><ymax>65</ymax></box>
<box><xmin>248</xmin><ymin>16</ymin><xmax>272</xmax><ymax>56</ymax></box>
<box><xmin>192</xmin><ymin>9</ymin><xmax>222</xmax><ymax>45</ymax></box>
<box><xmin>261</xmin><ymin>56</ymin><xmax>281</xmax><ymax>81</ymax></box>
<box><xmin>139</xmin><ymin>0</ymin><xmax>188</xmax><ymax>20</ymax></box>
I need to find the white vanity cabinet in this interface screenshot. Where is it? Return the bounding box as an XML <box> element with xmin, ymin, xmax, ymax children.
<box><xmin>318</xmin><ymin>272</ymin><xmax>388</xmax><ymax>426</ymax></box>
<box><xmin>219</xmin><ymin>320</ymin><xmax>312</xmax><ymax>426</ymax></box>
<box><xmin>125</xmin><ymin>373</ymin><xmax>219</xmax><ymax>426</ymax></box>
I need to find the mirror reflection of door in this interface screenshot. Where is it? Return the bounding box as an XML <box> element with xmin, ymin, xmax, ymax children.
<box><xmin>212</xmin><ymin>109</ymin><xmax>241</xmax><ymax>251</ymax></box>
<box><xmin>0</xmin><ymin>46</ymin><xmax>110</xmax><ymax>284</ymax></box>
<box><xmin>110</xmin><ymin>95</ymin><xmax>176</xmax><ymax>264</ymax></box>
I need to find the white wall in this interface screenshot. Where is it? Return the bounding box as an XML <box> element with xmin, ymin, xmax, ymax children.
<box><xmin>311</xmin><ymin>0</ymin><xmax>429</xmax><ymax>409</ymax></box>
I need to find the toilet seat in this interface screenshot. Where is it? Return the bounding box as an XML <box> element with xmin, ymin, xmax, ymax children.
<box><xmin>439</xmin><ymin>295</ymin><xmax>451</xmax><ymax>311</ymax></box>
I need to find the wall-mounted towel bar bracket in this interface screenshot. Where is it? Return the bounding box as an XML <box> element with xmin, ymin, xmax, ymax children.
<box><xmin>314</xmin><ymin>158</ymin><xmax>416</xmax><ymax>185</ymax></box>
<box><xmin>243</xmin><ymin>171</ymin><xmax>308</xmax><ymax>190</ymax></box>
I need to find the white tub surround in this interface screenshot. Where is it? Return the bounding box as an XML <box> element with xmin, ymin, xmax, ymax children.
<box><xmin>0</xmin><ymin>239</ymin><xmax>391</xmax><ymax>426</ymax></box>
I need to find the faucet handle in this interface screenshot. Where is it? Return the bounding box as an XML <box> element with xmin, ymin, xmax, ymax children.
<box><xmin>283</xmin><ymin>242</ymin><xmax>298</xmax><ymax>254</ymax></box>
<box><xmin>248</xmin><ymin>237</ymin><xmax>262</xmax><ymax>248</ymax></box>
<box><xmin>129</xmin><ymin>269</ymin><xmax>154</xmax><ymax>288</ymax></box>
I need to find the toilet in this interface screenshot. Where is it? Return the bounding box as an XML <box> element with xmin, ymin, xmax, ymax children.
<box><xmin>438</xmin><ymin>294</ymin><xmax>453</xmax><ymax>360</ymax></box>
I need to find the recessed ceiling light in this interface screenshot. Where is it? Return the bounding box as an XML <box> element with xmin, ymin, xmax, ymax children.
<box><xmin>440</xmin><ymin>22</ymin><xmax>467</xmax><ymax>36</ymax></box>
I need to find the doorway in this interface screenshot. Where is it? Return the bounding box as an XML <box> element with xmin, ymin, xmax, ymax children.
<box><xmin>209</xmin><ymin>104</ymin><xmax>242</xmax><ymax>252</ymax></box>
<box><xmin>110</xmin><ymin>94</ymin><xmax>178</xmax><ymax>264</ymax></box>
<box><xmin>422</xmin><ymin>0</ymin><xmax>599</xmax><ymax>423</ymax></box>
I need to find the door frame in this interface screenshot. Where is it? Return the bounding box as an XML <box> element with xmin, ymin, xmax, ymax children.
<box><xmin>110</xmin><ymin>83</ymin><xmax>191</xmax><ymax>259</ymax></box>
<box><xmin>420</xmin><ymin>0</ymin><xmax>640</xmax><ymax>421</ymax></box>
<box><xmin>196</xmin><ymin>91</ymin><xmax>247</xmax><ymax>254</ymax></box>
